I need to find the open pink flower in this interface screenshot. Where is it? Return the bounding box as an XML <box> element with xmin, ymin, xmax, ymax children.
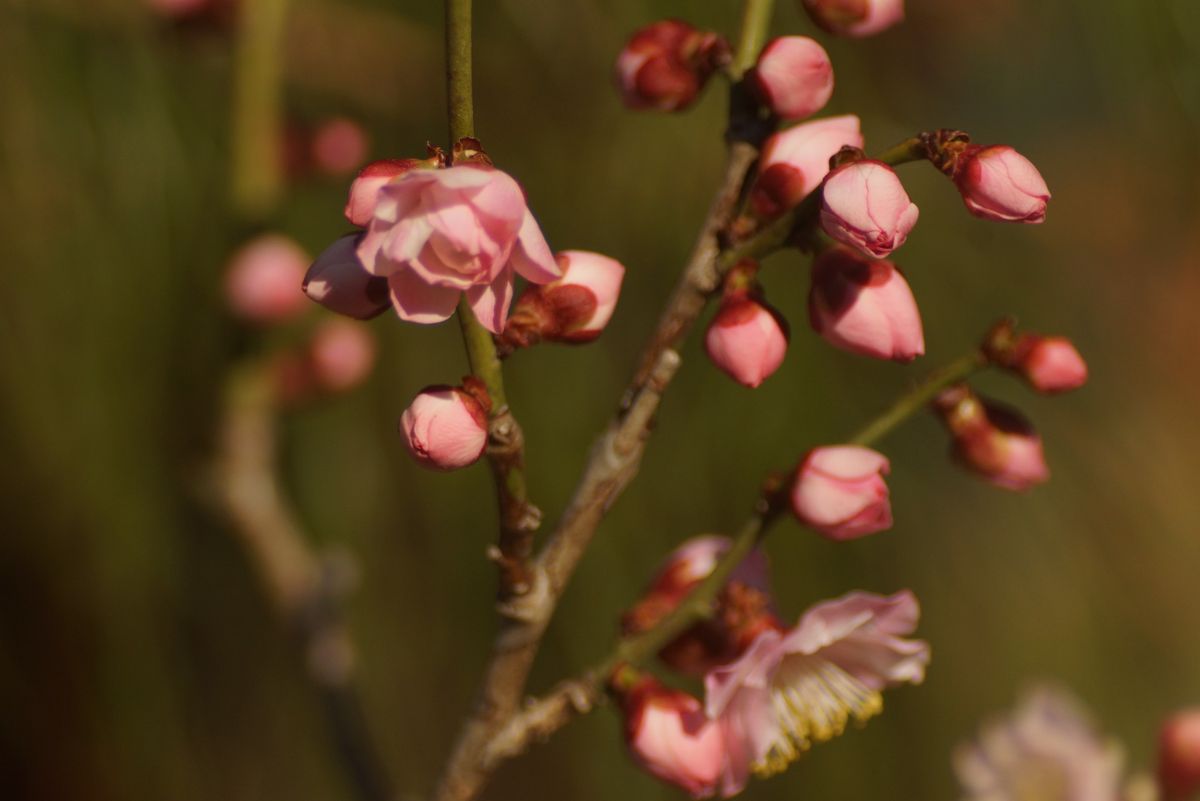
<box><xmin>356</xmin><ymin>164</ymin><xmax>561</xmax><ymax>334</ymax></box>
<box><xmin>622</xmin><ymin>676</ymin><xmax>726</xmax><ymax>798</ymax></box>
<box><xmin>953</xmin><ymin>145</ymin><xmax>1050</xmax><ymax>223</ymax></box>
<box><xmin>820</xmin><ymin>159</ymin><xmax>919</xmax><ymax>258</ymax></box>
<box><xmin>790</xmin><ymin>446</ymin><xmax>892</xmax><ymax>540</ymax></box>
<box><xmin>705</xmin><ymin>590</ymin><xmax>929</xmax><ymax>795</ymax></box>
<box><xmin>752</xmin><ymin>115</ymin><xmax>863</xmax><ymax>216</ymax></box>
<box><xmin>809</xmin><ymin>245</ymin><xmax>924</xmax><ymax>361</ymax></box>
<box><xmin>344</xmin><ymin>159</ymin><xmax>420</xmax><ymax>227</ymax></box>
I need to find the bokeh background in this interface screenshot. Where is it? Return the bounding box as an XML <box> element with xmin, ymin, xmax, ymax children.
<box><xmin>2</xmin><ymin>0</ymin><xmax>1198</xmax><ymax>799</ymax></box>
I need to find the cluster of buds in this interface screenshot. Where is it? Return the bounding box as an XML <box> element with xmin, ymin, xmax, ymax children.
<box><xmin>224</xmin><ymin>234</ymin><xmax>377</xmax><ymax>401</ymax></box>
<box><xmin>616</xmin><ymin>537</ymin><xmax>929</xmax><ymax>797</ymax></box>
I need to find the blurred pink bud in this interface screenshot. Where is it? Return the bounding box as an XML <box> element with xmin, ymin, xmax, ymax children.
<box><xmin>791</xmin><ymin>445</ymin><xmax>892</xmax><ymax>540</ymax></box>
<box><xmin>1159</xmin><ymin>708</ymin><xmax>1200</xmax><ymax>801</ymax></box>
<box><xmin>309</xmin><ymin>320</ymin><xmax>376</xmax><ymax>393</ymax></box>
<box><xmin>704</xmin><ymin>297</ymin><xmax>789</xmax><ymax>388</ymax></box>
<box><xmin>1016</xmin><ymin>336</ymin><xmax>1088</xmax><ymax>393</ymax></box>
<box><xmin>953</xmin><ymin>145</ymin><xmax>1050</xmax><ymax>223</ymax></box>
<box><xmin>399</xmin><ymin>386</ymin><xmax>489</xmax><ymax>471</ymax></box>
<box><xmin>311</xmin><ymin>117</ymin><xmax>370</xmax><ymax>178</ymax></box>
<box><xmin>800</xmin><ymin>0</ymin><xmax>905</xmax><ymax>38</ymax></box>
<box><xmin>224</xmin><ymin>234</ymin><xmax>309</xmax><ymax>323</ymax></box>
<box><xmin>504</xmin><ymin>251</ymin><xmax>626</xmax><ymax>347</ymax></box>
<box><xmin>621</xmin><ymin>677</ymin><xmax>725</xmax><ymax>798</ymax></box>
<box><xmin>820</xmin><ymin>159</ymin><xmax>919</xmax><ymax>258</ymax></box>
<box><xmin>935</xmin><ymin>387</ymin><xmax>1049</xmax><ymax>491</ymax></box>
<box><xmin>750</xmin><ymin>36</ymin><xmax>834</xmax><ymax>121</ymax></box>
<box><xmin>344</xmin><ymin>159</ymin><xmax>421</xmax><ymax>228</ymax></box>
<box><xmin>304</xmin><ymin>234</ymin><xmax>391</xmax><ymax>320</ymax></box>
<box><xmin>753</xmin><ymin>115</ymin><xmax>863</xmax><ymax>216</ymax></box>
<box><xmin>809</xmin><ymin>245</ymin><xmax>924</xmax><ymax>361</ymax></box>
<box><xmin>356</xmin><ymin>164</ymin><xmax>561</xmax><ymax>334</ymax></box>
<box><xmin>705</xmin><ymin>590</ymin><xmax>927</xmax><ymax>794</ymax></box>
<box><xmin>615</xmin><ymin>20</ymin><xmax>730</xmax><ymax>112</ymax></box>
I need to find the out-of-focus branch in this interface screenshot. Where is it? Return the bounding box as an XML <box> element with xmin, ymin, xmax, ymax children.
<box><xmin>213</xmin><ymin>362</ymin><xmax>392</xmax><ymax>801</ymax></box>
<box><xmin>230</xmin><ymin>0</ymin><xmax>290</xmax><ymax>220</ymax></box>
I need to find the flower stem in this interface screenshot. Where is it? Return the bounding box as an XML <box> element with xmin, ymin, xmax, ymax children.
<box><xmin>731</xmin><ymin>0</ymin><xmax>776</xmax><ymax>78</ymax></box>
<box><xmin>445</xmin><ymin>0</ymin><xmax>474</xmax><ymax>145</ymax></box>
<box><xmin>849</xmin><ymin>351</ymin><xmax>988</xmax><ymax>446</ymax></box>
<box><xmin>875</xmin><ymin>136</ymin><xmax>929</xmax><ymax>168</ymax></box>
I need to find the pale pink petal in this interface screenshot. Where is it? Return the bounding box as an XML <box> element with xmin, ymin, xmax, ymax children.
<box><xmin>465</xmin><ymin>267</ymin><xmax>515</xmax><ymax>334</ymax></box>
<box><xmin>387</xmin><ymin>269</ymin><xmax>461</xmax><ymax>324</ymax></box>
<box><xmin>509</xmin><ymin>210</ymin><xmax>561</xmax><ymax>284</ymax></box>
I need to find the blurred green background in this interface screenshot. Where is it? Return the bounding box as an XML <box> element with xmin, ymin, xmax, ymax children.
<box><xmin>2</xmin><ymin>0</ymin><xmax>1198</xmax><ymax>799</ymax></box>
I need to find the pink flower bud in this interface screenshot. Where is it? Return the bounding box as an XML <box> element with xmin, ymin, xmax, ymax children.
<box><xmin>749</xmin><ymin>37</ymin><xmax>834</xmax><ymax>121</ymax></box>
<box><xmin>935</xmin><ymin>387</ymin><xmax>1049</xmax><ymax>491</ymax></box>
<box><xmin>503</xmin><ymin>251</ymin><xmax>626</xmax><ymax>347</ymax></box>
<box><xmin>309</xmin><ymin>320</ymin><xmax>376</xmax><ymax>392</ymax></box>
<box><xmin>704</xmin><ymin>297</ymin><xmax>789</xmax><ymax>388</ymax></box>
<box><xmin>800</xmin><ymin>0</ymin><xmax>905</xmax><ymax>38</ymax></box>
<box><xmin>224</xmin><ymin>234</ymin><xmax>310</xmax><ymax>323</ymax></box>
<box><xmin>304</xmin><ymin>234</ymin><xmax>391</xmax><ymax>320</ymax></box>
<box><xmin>1158</xmin><ymin>708</ymin><xmax>1200</xmax><ymax>801</ymax></box>
<box><xmin>311</xmin><ymin>117</ymin><xmax>370</xmax><ymax>178</ymax></box>
<box><xmin>343</xmin><ymin>158</ymin><xmax>421</xmax><ymax>228</ymax></box>
<box><xmin>820</xmin><ymin>159</ymin><xmax>919</xmax><ymax>258</ymax></box>
<box><xmin>790</xmin><ymin>445</ymin><xmax>892</xmax><ymax>540</ymax></box>
<box><xmin>621</xmin><ymin>677</ymin><xmax>725</xmax><ymax>798</ymax></box>
<box><xmin>615</xmin><ymin>20</ymin><xmax>729</xmax><ymax>112</ymax></box>
<box><xmin>1016</xmin><ymin>335</ymin><xmax>1088</xmax><ymax>393</ymax></box>
<box><xmin>753</xmin><ymin>115</ymin><xmax>863</xmax><ymax>215</ymax></box>
<box><xmin>399</xmin><ymin>386</ymin><xmax>489</xmax><ymax>471</ymax></box>
<box><xmin>808</xmin><ymin>245</ymin><xmax>924</xmax><ymax>361</ymax></box>
<box><xmin>953</xmin><ymin>145</ymin><xmax>1050</xmax><ymax>223</ymax></box>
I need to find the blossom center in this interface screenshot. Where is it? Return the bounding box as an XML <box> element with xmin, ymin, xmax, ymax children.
<box><xmin>754</xmin><ymin>655</ymin><xmax>884</xmax><ymax>777</ymax></box>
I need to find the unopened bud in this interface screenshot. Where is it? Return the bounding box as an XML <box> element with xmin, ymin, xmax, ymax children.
<box><xmin>952</xmin><ymin>145</ymin><xmax>1050</xmax><ymax>223</ymax></box>
<box><xmin>934</xmin><ymin>386</ymin><xmax>1049</xmax><ymax>491</ymax></box>
<box><xmin>311</xmin><ymin>117</ymin><xmax>370</xmax><ymax>178</ymax></box>
<box><xmin>800</xmin><ymin>0</ymin><xmax>905</xmax><ymax>38</ymax></box>
<box><xmin>617</xmin><ymin>675</ymin><xmax>725</xmax><ymax>797</ymax></box>
<box><xmin>985</xmin><ymin>323</ymin><xmax>1088</xmax><ymax>394</ymax></box>
<box><xmin>749</xmin><ymin>36</ymin><xmax>834</xmax><ymax>121</ymax></box>
<box><xmin>503</xmin><ymin>251</ymin><xmax>625</xmax><ymax>348</ymax></box>
<box><xmin>1158</xmin><ymin>708</ymin><xmax>1200</xmax><ymax>801</ymax></box>
<box><xmin>614</xmin><ymin>20</ymin><xmax>730</xmax><ymax>112</ymax></box>
<box><xmin>791</xmin><ymin>445</ymin><xmax>893</xmax><ymax>540</ymax></box>
<box><xmin>704</xmin><ymin>295</ymin><xmax>789</xmax><ymax>388</ymax></box>
<box><xmin>344</xmin><ymin>158</ymin><xmax>422</xmax><ymax>227</ymax></box>
<box><xmin>399</xmin><ymin>385</ymin><xmax>489</xmax><ymax>471</ymax></box>
<box><xmin>304</xmin><ymin>234</ymin><xmax>391</xmax><ymax>320</ymax></box>
<box><xmin>309</xmin><ymin>320</ymin><xmax>376</xmax><ymax>392</ymax></box>
<box><xmin>224</xmin><ymin>234</ymin><xmax>310</xmax><ymax>323</ymax></box>
<box><xmin>820</xmin><ymin>159</ymin><xmax>919</xmax><ymax>259</ymax></box>
<box><xmin>752</xmin><ymin>115</ymin><xmax>864</xmax><ymax>216</ymax></box>
<box><xmin>809</xmin><ymin>245</ymin><xmax>924</xmax><ymax>362</ymax></box>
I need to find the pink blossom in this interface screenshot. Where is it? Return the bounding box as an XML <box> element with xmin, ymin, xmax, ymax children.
<box><xmin>935</xmin><ymin>387</ymin><xmax>1050</xmax><ymax>491</ymax></box>
<box><xmin>309</xmin><ymin>320</ymin><xmax>376</xmax><ymax>392</ymax></box>
<box><xmin>954</xmin><ymin>145</ymin><xmax>1050</xmax><ymax>223</ymax></box>
<box><xmin>356</xmin><ymin>164</ymin><xmax>561</xmax><ymax>334</ymax></box>
<box><xmin>753</xmin><ymin>115</ymin><xmax>863</xmax><ymax>215</ymax></box>
<box><xmin>1017</xmin><ymin>335</ymin><xmax>1088</xmax><ymax>393</ymax></box>
<box><xmin>399</xmin><ymin>386</ymin><xmax>489</xmax><ymax>471</ymax></box>
<box><xmin>790</xmin><ymin>446</ymin><xmax>893</xmax><ymax>540</ymax></box>
<box><xmin>622</xmin><ymin>677</ymin><xmax>726</xmax><ymax>798</ymax></box>
<box><xmin>820</xmin><ymin>159</ymin><xmax>919</xmax><ymax>258</ymax></box>
<box><xmin>505</xmin><ymin>250</ymin><xmax>626</xmax><ymax>346</ymax></box>
<box><xmin>705</xmin><ymin>591</ymin><xmax>929</xmax><ymax>795</ymax></box>
<box><xmin>1159</xmin><ymin>708</ymin><xmax>1200</xmax><ymax>801</ymax></box>
<box><xmin>704</xmin><ymin>298</ymin><xmax>789</xmax><ymax>388</ymax></box>
<box><xmin>808</xmin><ymin>245</ymin><xmax>924</xmax><ymax>361</ymax></box>
<box><xmin>955</xmin><ymin>687</ymin><xmax>1124</xmax><ymax>801</ymax></box>
<box><xmin>615</xmin><ymin>20</ymin><xmax>729</xmax><ymax>112</ymax></box>
<box><xmin>304</xmin><ymin>234</ymin><xmax>391</xmax><ymax>320</ymax></box>
<box><xmin>750</xmin><ymin>37</ymin><xmax>834</xmax><ymax>121</ymax></box>
<box><xmin>800</xmin><ymin>0</ymin><xmax>905</xmax><ymax>38</ymax></box>
<box><xmin>311</xmin><ymin>117</ymin><xmax>369</xmax><ymax>178</ymax></box>
<box><xmin>224</xmin><ymin>234</ymin><xmax>310</xmax><ymax>323</ymax></box>
<box><xmin>344</xmin><ymin>159</ymin><xmax>421</xmax><ymax>228</ymax></box>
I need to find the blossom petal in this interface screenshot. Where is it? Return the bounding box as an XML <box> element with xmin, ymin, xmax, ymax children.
<box><xmin>388</xmin><ymin>270</ymin><xmax>461</xmax><ymax>324</ymax></box>
<box><xmin>465</xmin><ymin>267</ymin><xmax>514</xmax><ymax>334</ymax></box>
<box><xmin>509</xmin><ymin>210</ymin><xmax>561</xmax><ymax>284</ymax></box>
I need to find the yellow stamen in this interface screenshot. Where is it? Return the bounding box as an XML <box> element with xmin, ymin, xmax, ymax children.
<box><xmin>753</xmin><ymin>657</ymin><xmax>884</xmax><ymax>777</ymax></box>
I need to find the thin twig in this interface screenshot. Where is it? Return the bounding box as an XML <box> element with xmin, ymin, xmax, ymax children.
<box><xmin>213</xmin><ymin>362</ymin><xmax>392</xmax><ymax>801</ymax></box>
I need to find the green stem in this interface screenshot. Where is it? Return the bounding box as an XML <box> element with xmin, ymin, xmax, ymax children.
<box><xmin>456</xmin><ymin>298</ymin><xmax>508</xmax><ymax>409</ymax></box>
<box><xmin>731</xmin><ymin>0</ymin><xmax>776</xmax><ymax>78</ymax></box>
<box><xmin>849</xmin><ymin>351</ymin><xmax>988</xmax><ymax>446</ymax></box>
<box><xmin>445</xmin><ymin>0</ymin><xmax>474</xmax><ymax>145</ymax></box>
<box><xmin>230</xmin><ymin>0</ymin><xmax>291</xmax><ymax>220</ymax></box>
<box><xmin>875</xmin><ymin>136</ymin><xmax>929</xmax><ymax>168</ymax></box>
